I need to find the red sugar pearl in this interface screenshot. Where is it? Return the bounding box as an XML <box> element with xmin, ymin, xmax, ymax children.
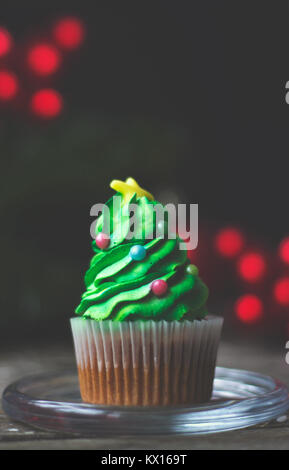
<box><xmin>151</xmin><ymin>279</ymin><xmax>168</xmax><ymax>297</ymax></box>
<box><xmin>95</xmin><ymin>233</ymin><xmax>110</xmax><ymax>250</ymax></box>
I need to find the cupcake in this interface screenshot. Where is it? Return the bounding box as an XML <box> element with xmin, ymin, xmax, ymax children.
<box><xmin>71</xmin><ymin>178</ymin><xmax>223</xmax><ymax>406</ymax></box>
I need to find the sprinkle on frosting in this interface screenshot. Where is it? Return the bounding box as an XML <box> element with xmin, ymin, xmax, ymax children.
<box><xmin>110</xmin><ymin>177</ymin><xmax>154</xmax><ymax>205</ymax></box>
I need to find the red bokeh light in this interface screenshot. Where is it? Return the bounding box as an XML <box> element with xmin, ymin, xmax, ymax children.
<box><xmin>274</xmin><ymin>277</ymin><xmax>289</xmax><ymax>306</ymax></box>
<box><xmin>28</xmin><ymin>43</ymin><xmax>61</xmax><ymax>76</ymax></box>
<box><xmin>215</xmin><ymin>227</ymin><xmax>244</xmax><ymax>257</ymax></box>
<box><xmin>237</xmin><ymin>252</ymin><xmax>266</xmax><ymax>282</ymax></box>
<box><xmin>0</xmin><ymin>70</ymin><xmax>18</xmax><ymax>100</ymax></box>
<box><xmin>279</xmin><ymin>237</ymin><xmax>289</xmax><ymax>265</ymax></box>
<box><xmin>53</xmin><ymin>17</ymin><xmax>85</xmax><ymax>50</ymax></box>
<box><xmin>235</xmin><ymin>294</ymin><xmax>263</xmax><ymax>324</ymax></box>
<box><xmin>0</xmin><ymin>28</ymin><xmax>12</xmax><ymax>57</ymax></box>
<box><xmin>31</xmin><ymin>89</ymin><xmax>63</xmax><ymax>118</ymax></box>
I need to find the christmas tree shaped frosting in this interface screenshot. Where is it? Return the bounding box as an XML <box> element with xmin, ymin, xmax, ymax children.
<box><xmin>75</xmin><ymin>178</ymin><xmax>208</xmax><ymax>321</ymax></box>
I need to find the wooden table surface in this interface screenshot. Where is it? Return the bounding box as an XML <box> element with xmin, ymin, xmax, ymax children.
<box><xmin>0</xmin><ymin>339</ymin><xmax>289</xmax><ymax>450</ymax></box>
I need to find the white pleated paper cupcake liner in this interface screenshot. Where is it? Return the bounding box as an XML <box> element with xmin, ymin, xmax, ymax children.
<box><xmin>70</xmin><ymin>316</ymin><xmax>223</xmax><ymax>406</ymax></box>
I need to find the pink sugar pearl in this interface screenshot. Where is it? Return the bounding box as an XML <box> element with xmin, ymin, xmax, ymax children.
<box><xmin>95</xmin><ymin>232</ymin><xmax>110</xmax><ymax>250</ymax></box>
<box><xmin>151</xmin><ymin>279</ymin><xmax>168</xmax><ymax>297</ymax></box>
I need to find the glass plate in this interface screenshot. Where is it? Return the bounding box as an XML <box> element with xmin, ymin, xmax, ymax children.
<box><xmin>2</xmin><ymin>367</ymin><xmax>289</xmax><ymax>436</ymax></box>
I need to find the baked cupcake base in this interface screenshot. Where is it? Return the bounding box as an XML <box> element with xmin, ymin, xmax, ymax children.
<box><xmin>71</xmin><ymin>316</ymin><xmax>223</xmax><ymax>406</ymax></box>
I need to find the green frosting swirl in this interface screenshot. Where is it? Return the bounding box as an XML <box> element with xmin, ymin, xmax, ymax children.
<box><xmin>75</xmin><ymin>187</ymin><xmax>209</xmax><ymax>321</ymax></box>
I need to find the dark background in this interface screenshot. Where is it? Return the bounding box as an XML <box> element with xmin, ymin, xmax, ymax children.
<box><xmin>0</xmin><ymin>1</ymin><xmax>288</xmax><ymax>344</ymax></box>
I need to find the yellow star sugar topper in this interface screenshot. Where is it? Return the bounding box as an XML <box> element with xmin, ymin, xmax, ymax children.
<box><xmin>110</xmin><ymin>177</ymin><xmax>154</xmax><ymax>204</ymax></box>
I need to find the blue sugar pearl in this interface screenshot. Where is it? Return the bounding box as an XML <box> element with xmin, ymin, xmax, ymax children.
<box><xmin>129</xmin><ymin>245</ymin><xmax>146</xmax><ymax>261</ymax></box>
